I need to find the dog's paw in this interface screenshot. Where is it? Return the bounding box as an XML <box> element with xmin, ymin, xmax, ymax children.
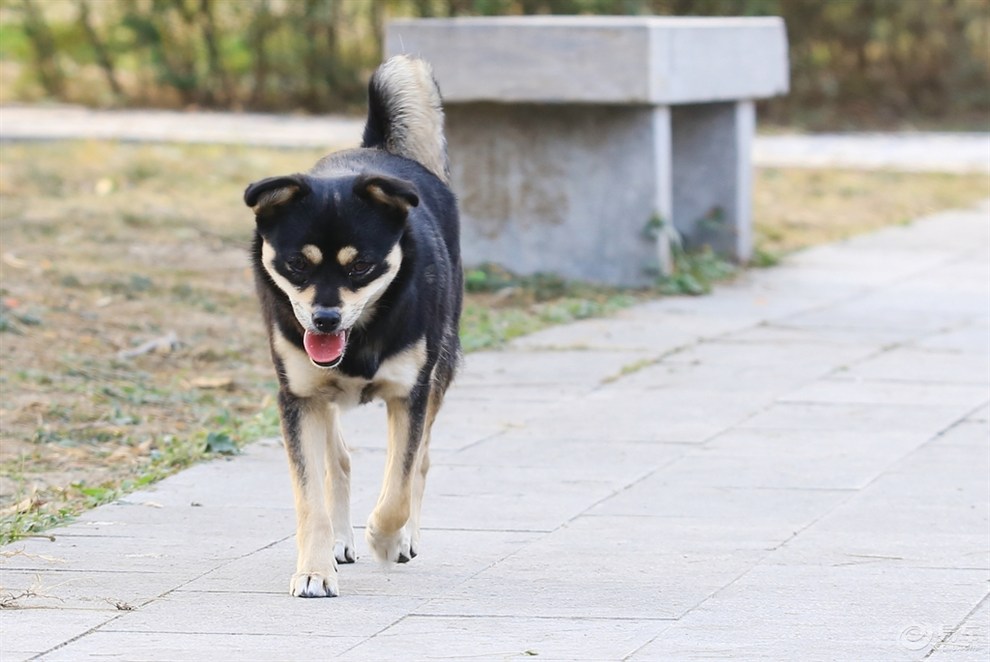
<box><xmin>365</xmin><ymin>524</ymin><xmax>417</xmax><ymax>564</ymax></box>
<box><xmin>333</xmin><ymin>539</ymin><xmax>357</xmax><ymax>564</ymax></box>
<box><xmin>290</xmin><ymin>572</ymin><xmax>338</xmax><ymax>598</ymax></box>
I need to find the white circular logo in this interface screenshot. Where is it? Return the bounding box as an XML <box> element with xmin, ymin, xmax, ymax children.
<box><xmin>899</xmin><ymin>624</ymin><xmax>935</xmax><ymax>651</ymax></box>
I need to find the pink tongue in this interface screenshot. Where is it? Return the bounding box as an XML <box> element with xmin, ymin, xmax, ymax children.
<box><xmin>303</xmin><ymin>330</ymin><xmax>346</xmax><ymax>364</ymax></box>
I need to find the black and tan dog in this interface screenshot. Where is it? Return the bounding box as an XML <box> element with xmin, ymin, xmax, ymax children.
<box><xmin>244</xmin><ymin>56</ymin><xmax>462</xmax><ymax>597</ymax></box>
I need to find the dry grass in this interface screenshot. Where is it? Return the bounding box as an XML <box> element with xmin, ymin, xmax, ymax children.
<box><xmin>753</xmin><ymin>168</ymin><xmax>988</xmax><ymax>256</ymax></box>
<box><xmin>0</xmin><ymin>141</ymin><xmax>315</xmax><ymax>538</ymax></box>
<box><xmin>0</xmin><ymin>140</ymin><xmax>986</xmax><ymax>541</ymax></box>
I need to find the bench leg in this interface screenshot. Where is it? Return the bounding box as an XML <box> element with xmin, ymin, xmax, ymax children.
<box><xmin>671</xmin><ymin>100</ymin><xmax>755</xmax><ymax>263</ymax></box>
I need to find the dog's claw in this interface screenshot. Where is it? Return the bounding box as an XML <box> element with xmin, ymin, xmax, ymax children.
<box><xmin>290</xmin><ymin>572</ymin><xmax>338</xmax><ymax>598</ymax></box>
<box><xmin>334</xmin><ymin>540</ymin><xmax>357</xmax><ymax>564</ymax></box>
<box><xmin>366</xmin><ymin>523</ymin><xmax>418</xmax><ymax>564</ymax></box>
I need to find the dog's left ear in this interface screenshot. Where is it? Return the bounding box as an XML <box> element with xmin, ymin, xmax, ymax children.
<box><xmin>353</xmin><ymin>173</ymin><xmax>419</xmax><ymax>219</ymax></box>
<box><xmin>244</xmin><ymin>174</ymin><xmax>311</xmax><ymax>216</ymax></box>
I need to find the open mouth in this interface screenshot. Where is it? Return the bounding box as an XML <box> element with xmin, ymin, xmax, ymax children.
<box><xmin>303</xmin><ymin>329</ymin><xmax>347</xmax><ymax>368</ymax></box>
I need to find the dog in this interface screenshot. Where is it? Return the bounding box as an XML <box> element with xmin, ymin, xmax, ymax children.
<box><xmin>244</xmin><ymin>56</ymin><xmax>462</xmax><ymax>598</ymax></box>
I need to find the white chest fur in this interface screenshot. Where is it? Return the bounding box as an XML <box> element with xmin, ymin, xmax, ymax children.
<box><xmin>272</xmin><ymin>329</ymin><xmax>427</xmax><ymax>405</ymax></box>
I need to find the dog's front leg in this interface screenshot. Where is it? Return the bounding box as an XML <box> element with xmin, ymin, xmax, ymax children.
<box><xmin>366</xmin><ymin>388</ymin><xmax>428</xmax><ymax>563</ymax></box>
<box><xmin>280</xmin><ymin>392</ymin><xmax>338</xmax><ymax>597</ymax></box>
<box><xmin>326</xmin><ymin>405</ymin><xmax>356</xmax><ymax>564</ymax></box>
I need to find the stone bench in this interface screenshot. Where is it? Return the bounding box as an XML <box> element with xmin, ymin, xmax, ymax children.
<box><xmin>387</xmin><ymin>16</ymin><xmax>789</xmax><ymax>286</ymax></box>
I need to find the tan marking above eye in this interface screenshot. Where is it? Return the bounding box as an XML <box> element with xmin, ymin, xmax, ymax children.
<box><xmin>337</xmin><ymin>246</ymin><xmax>358</xmax><ymax>266</ymax></box>
<box><xmin>301</xmin><ymin>244</ymin><xmax>323</xmax><ymax>265</ymax></box>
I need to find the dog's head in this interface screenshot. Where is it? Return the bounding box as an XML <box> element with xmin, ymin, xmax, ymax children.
<box><xmin>245</xmin><ymin>172</ymin><xmax>418</xmax><ymax>368</ymax></box>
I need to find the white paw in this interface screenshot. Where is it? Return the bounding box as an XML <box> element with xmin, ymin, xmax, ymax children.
<box><xmin>365</xmin><ymin>524</ymin><xmax>417</xmax><ymax>564</ymax></box>
<box><xmin>333</xmin><ymin>537</ymin><xmax>357</xmax><ymax>564</ymax></box>
<box><xmin>290</xmin><ymin>571</ymin><xmax>338</xmax><ymax>598</ymax></box>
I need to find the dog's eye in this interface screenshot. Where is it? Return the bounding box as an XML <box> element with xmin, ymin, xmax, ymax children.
<box><xmin>349</xmin><ymin>261</ymin><xmax>373</xmax><ymax>277</ymax></box>
<box><xmin>285</xmin><ymin>255</ymin><xmax>310</xmax><ymax>274</ymax></box>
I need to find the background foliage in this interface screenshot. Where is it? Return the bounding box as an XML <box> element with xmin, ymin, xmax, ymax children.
<box><xmin>1</xmin><ymin>0</ymin><xmax>988</xmax><ymax>128</ymax></box>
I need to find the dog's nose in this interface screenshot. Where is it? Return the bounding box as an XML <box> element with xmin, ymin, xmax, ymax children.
<box><xmin>312</xmin><ymin>308</ymin><xmax>342</xmax><ymax>333</ymax></box>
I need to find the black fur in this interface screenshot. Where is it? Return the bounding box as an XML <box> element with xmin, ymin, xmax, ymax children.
<box><xmin>244</xmin><ymin>57</ymin><xmax>462</xmax><ymax>588</ymax></box>
<box><xmin>250</xmin><ymin>147</ymin><xmax>462</xmax><ymax>382</ymax></box>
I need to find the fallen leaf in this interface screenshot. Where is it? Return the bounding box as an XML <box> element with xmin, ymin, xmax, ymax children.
<box><xmin>188</xmin><ymin>376</ymin><xmax>235</xmax><ymax>390</ymax></box>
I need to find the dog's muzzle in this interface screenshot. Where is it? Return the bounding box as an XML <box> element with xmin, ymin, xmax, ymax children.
<box><xmin>303</xmin><ymin>307</ymin><xmax>347</xmax><ymax>367</ymax></box>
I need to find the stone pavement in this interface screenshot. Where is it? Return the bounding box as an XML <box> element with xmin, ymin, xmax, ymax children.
<box><xmin>2</xmin><ymin>199</ymin><xmax>988</xmax><ymax>660</ymax></box>
<box><xmin>2</xmin><ymin>105</ymin><xmax>988</xmax><ymax>172</ymax></box>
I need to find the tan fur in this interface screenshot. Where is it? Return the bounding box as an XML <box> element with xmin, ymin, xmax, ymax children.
<box><xmin>375</xmin><ymin>56</ymin><xmax>449</xmax><ymax>183</ymax></box>
<box><xmin>288</xmin><ymin>402</ymin><xmax>338</xmax><ymax>597</ymax></box>
<box><xmin>324</xmin><ymin>405</ymin><xmax>355</xmax><ymax>563</ymax></box>
<box><xmin>252</xmin><ymin>185</ymin><xmax>299</xmax><ymax>214</ymax></box>
<box><xmin>366</xmin><ymin>185</ymin><xmax>414</xmax><ymax>213</ymax></box>
<box><xmin>336</xmin><ymin>246</ymin><xmax>358</xmax><ymax>266</ymax></box>
<box><xmin>262</xmin><ymin>241</ymin><xmax>313</xmax><ymax>304</ymax></box>
<box><xmin>302</xmin><ymin>244</ymin><xmax>323</xmax><ymax>265</ymax></box>
<box><xmin>273</xmin><ymin>326</ymin><xmax>426</xmax><ymax>406</ymax></box>
<box><xmin>272</xmin><ymin>327</ymin><xmax>325</xmax><ymax>398</ymax></box>
<box><xmin>265</xmin><ymin>239</ymin><xmax>403</xmax><ymax>336</ymax></box>
<box><xmin>339</xmin><ymin>244</ymin><xmax>403</xmax><ymax>329</ymax></box>
<box><xmin>373</xmin><ymin>338</ymin><xmax>427</xmax><ymax>401</ymax></box>
<box><xmin>365</xmin><ymin>338</ymin><xmax>431</xmax><ymax>561</ymax></box>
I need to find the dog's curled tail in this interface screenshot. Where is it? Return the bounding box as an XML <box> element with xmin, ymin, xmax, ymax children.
<box><xmin>362</xmin><ymin>55</ymin><xmax>449</xmax><ymax>184</ymax></box>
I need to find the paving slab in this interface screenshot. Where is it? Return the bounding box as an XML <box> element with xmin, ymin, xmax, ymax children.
<box><xmin>927</xmin><ymin>597</ymin><xmax>990</xmax><ymax>661</ymax></box>
<box><xmin>2</xmin><ymin>201</ymin><xmax>988</xmax><ymax>660</ymax></box>
<box><xmin>44</xmin><ymin>632</ymin><xmax>367</xmax><ymax>662</ymax></box>
<box><xmin>339</xmin><ymin>614</ymin><xmax>665</xmax><ymax>661</ymax></box>
<box><xmin>628</xmin><ymin>565</ymin><xmax>990</xmax><ymax>661</ymax></box>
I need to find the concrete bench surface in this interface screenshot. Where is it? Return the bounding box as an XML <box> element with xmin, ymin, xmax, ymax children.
<box><xmin>388</xmin><ymin>16</ymin><xmax>790</xmax><ymax>285</ymax></box>
<box><xmin>388</xmin><ymin>16</ymin><xmax>788</xmax><ymax>104</ymax></box>
<box><xmin>2</xmin><ymin>201</ymin><xmax>988</xmax><ymax>660</ymax></box>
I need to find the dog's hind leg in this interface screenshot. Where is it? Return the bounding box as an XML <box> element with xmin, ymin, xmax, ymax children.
<box><xmin>325</xmin><ymin>405</ymin><xmax>356</xmax><ymax>564</ymax></box>
<box><xmin>406</xmin><ymin>383</ymin><xmax>446</xmax><ymax>559</ymax></box>
<box><xmin>365</xmin><ymin>385</ymin><xmax>430</xmax><ymax>563</ymax></box>
<box><xmin>280</xmin><ymin>392</ymin><xmax>339</xmax><ymax>597</ymax></box>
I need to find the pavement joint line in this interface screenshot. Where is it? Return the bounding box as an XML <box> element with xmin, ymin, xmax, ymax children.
<box><xmin>914</xmin><ymin>400</ymin><xmax>990</xmax><ymax>448</ymax></box>
<box><xmin>347</xmin><ymin>464</ymin><xmax>676</xmax><ymax>654</ymax></box>
<box><xmin>622</xmin><ymin>483</ymin><xmax>867</xmax><ymax>659</ymax></box>
<box><xmin>334</xmin><ymin>599</ymin><xmax>430</xmax><ymax>656</ymax></box>
<box><xmin>27</xmin><ymin>530</ymin><xmax>300</xmax><ymax>660</ymax></box>
<box><xmin>632</xmin><ymin>389</ymin><xmax>989</xmax><ymax>647</ymax></box>
<box><xmin>767</xmin><ymin>249</ymin><xmax>967</xmax><ymax>328</ymax></box>
<box><xmin>445</xmin><ymin>428</ymin><xmax>527</xmax><ymax>457</ymax></box>
<box><xmin>596</xmin><ymin>341</ymin><xmax>699</xmax><ymax>387</ymax></box>
<box><xmin>923</xmin><ymin>591</ymin><xmax>990</xmax><ymax>660</ymax></box>
<box><xmin>909</xmin><ymin>320</ymin><xmax>990</xmax><ymax>349</ymax></box>
<box><xmin>333</xmin><ymin>470</ymin><xmax>641</xmax><ymax>657</ymax></box>
<box><xmin>95</xmin><ymin>629</ymin><xmax>361</xmax><ymax>638</ymax></box>
<box><xmin>1</xmin><ymin>567</ymin><xmax>163</xmax><ymax>575</ymax></box>
<box><xmin>744</xmin><ymin>397</ymin><xmax>986</xmax><ymax>571</ymax></box>
<box><xmin>417</xmin><ymin>527</ymin><xmax>555</xmax><ymax>533</ymax></box>
<box><xmin>28</xmin><ymin>612</ymin><xmax>127</xmax><ymax>661</ymax></box>
<box><xmin>404</xmin><ymin>613</ymin><xmax>679</xmax><ymax>622</ymax></box>
<box><xmin>3</xmin><ymin>202</ymin><xmax>987</xmax><ymax>658</ymax></box>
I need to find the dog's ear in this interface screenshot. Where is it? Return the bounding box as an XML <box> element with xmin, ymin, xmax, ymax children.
<box><xmin>244</xmin><ymin>175</ymin><xmax>311</xmax><ymax>215</ymax></box>
<box><xmin>353</xmin><ymin>173</ymin><xmax>419</xmax><ymax>219</ymax></box>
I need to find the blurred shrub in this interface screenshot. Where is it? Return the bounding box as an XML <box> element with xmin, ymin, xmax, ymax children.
<box><xmin>2</xmin><ymin>0</ymin><xmax>987</xmax><ymax>128</ymax></box>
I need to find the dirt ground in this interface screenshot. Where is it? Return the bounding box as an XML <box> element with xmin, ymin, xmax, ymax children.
<box><xmin>0</xmin><ymin>139</ymin><xmax>986</xmax><ymax>540</ymax></box>
<box><xmin>0</xmin><ymin>141</ymin><xmax>301</xmax><ymax>530</ymax></box>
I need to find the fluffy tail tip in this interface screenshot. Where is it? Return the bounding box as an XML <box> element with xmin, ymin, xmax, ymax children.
<box><xmin>362</xmin><ymin>55</ymin><xmax>449</xmax><ymax>183</ymax></box>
